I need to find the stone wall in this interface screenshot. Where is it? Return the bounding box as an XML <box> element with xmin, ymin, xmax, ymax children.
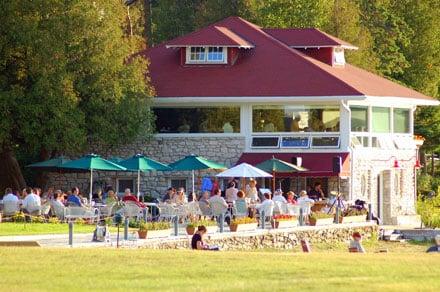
<box><xmin>351</xmin><ymin>148</ymin><xmax>417</xmax><ymax>224</ymax></box>
<box><xmin>47</xmin><ymin>136</ymin><xmax>246</xmax><ymax>196</ymax></box>
<box><xmin>139</xmin><ymin>223</ymin><xmax>377</xmax><ymax>250</ymax></box>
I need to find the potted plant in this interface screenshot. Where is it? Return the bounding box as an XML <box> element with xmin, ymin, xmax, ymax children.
<box><xmin>309</xmin><ymin>212</ymin><xmax>334</xmax><ymax>226</ymax></box>
<box><xmin>186</xmin><ymin>221</ymin><xmax>196</xmax><ymax>235</ymax></box>
<box><xmin>144</xmin><ymin>221</ymin><xmax>172</xmax><ymax>239</ymax></box>
<box><xmin>229</xmin><ymin>217</ymin><xmax>258</xmax><ymax>232</ymax></box>
<box><xmin>340</xmin><ymin>209</ymin><xmax>367</xmax><ymax>223</ymax></box>
<box><xmin>138</xmin><ymin>221</ymin><xmax>148</xmax><ymax>239</ymax></box>
<box><xmin>272</xmin><ymin>214</ymin><xmax>298</xmax><ymax>229</ymax></box>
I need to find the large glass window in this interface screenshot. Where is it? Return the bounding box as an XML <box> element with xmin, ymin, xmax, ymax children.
<box><xmin>351</xmin><ymin>106</ymin><xmax>368</xmax><ymax>132</ymax></box>
<box><xmin>153</xmin><ymin>107</ymin><xmax>240</xmax><ymax>134</ymax></box>
<box><xmin>252</xmin><ymin>105</ymin><xmax>340</xmax><ymax>132</ymax></box>
<box><xmin>372</xmin><ymin>107</ymin><xmax>390</xmax><ymax>133</ymax></box>
<box><xmin>393</xmin><ymin>108</ymin><xmax>410</xmax><ymax>133</ymax></box>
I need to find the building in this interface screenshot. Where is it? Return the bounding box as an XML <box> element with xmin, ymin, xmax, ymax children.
<box><xmin>50</xmin><ymin>16</ymin><xmax>438</xmax><ymax>225</ymax></box>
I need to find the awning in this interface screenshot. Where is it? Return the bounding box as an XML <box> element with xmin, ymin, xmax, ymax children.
<box><xmin>236</xmin><ymin>152</ymin><xmax>350</xmax><ymax>177</ymax></box>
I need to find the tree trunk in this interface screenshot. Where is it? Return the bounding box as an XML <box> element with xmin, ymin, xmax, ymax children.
<box><xmin>34</xmin><ymin>148</ymin><xmax>51</xmax><ymax>188</ymax></box>
<box><xmin>0</xmin><ymin>148</ymin><xmax>26</xmax><ymax>192</ymax></box>
<box><xmin>143</xmin><ymin>0</ymin><xmax>152</xmax><ymax>47</ymax></box>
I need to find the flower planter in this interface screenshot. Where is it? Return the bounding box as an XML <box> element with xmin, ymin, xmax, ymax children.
<box><xmin>146</xmin><ymin>229</ymin><xmax>172</xmax><ymax>239</ymax></box>
<box><xmin>271</xmin><ymin>220</ymin><xmax>298</xmax><ymax>229</ymax></box>
<box><xmin>138</xmin><ymin>230</ymin><xmax>147</xmax><ymax>239</ymax></box>
<box><xmin>309</xmin><ymin>217</ymin><xmax>334</xmax><ymax>226</ymax></box>
<box><xmin>341</xmin><ymin>215</ymin><xmax>366</xmax><ymax>224</ymax></box>
<box><xmin>229</xmin><ymin>223</ymin><xmax>258</xmax><ymax>232</ymax></box>
<box><xmin>186</xmin><ymin>226</ymin><xmax>196</xmax><ymax>235</ymax></box>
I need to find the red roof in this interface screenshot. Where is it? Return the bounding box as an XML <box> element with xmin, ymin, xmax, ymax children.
<box><xmin>166</xmin><ymin>26</ymin><xmax>254</xmax><ymax>48</ymax></box>
<box><xmin>141</xmin><ymin>16</ymin><xmax>434</xmax><ymax>102</ymax></box>
<box><xmin>263</xmin><ymin>28</ymin><xmax>358</xmax><ymax>49</ymax></box>
<box><xmin>237</xmin><ymin>152</ymin><xmax>350</xmax><ymax>177</ymax></box>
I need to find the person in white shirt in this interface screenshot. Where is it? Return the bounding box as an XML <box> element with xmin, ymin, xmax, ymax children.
<box><xmin>225</xmin><ymin>182</ymin><xmax>238</xmax><ymax>203</ymax></box>
<box><xmin>272</xmin><ymin>189</ymin><xmax>287</xmax><ymax>204</ymax></box>
<box><xmin>22</xmin><ymin>187</ymin><xmax>41</xmax><ymax>214</ymax></box>
<box><xmin>297</xmin><ymin>190</ymin><xmax>314</xmax><ymax>219</ymax></box>
<box><xmin>246</xmin><ymin>179</ymin><xmax>259</xmax><ymax>203</ymax></box>
<box><xmin>3</xmin><ymin>188</ymin><xmax>20</xmax><ymax>215</ymax></box>
<box><xmin>257</xmin><ymin>193</ymin><xmax>275</xmax><ymax>216</ymax></box>
<box><xmin>209</xmin><ymin>189</ymin><xmax>228</xmax><ymax>209</ymax></box>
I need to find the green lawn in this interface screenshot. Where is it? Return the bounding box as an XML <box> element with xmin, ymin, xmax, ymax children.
<box><xmin>0</xmin><ymin>248</ymin><xmax>439</xmax><ymax>291</ymax></box>
<box><xmin>0</xmin><ymin>222</ymin><xmax>123</xmax><ymax>236</ymax></box>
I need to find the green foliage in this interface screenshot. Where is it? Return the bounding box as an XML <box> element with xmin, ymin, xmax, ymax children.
<box><xmin>417</xmin><ymin>194</ymin><xmax>440</xmax><ymax>228</ymax></box>
<box><xmin>12</xmin><ymin>212</ymin><xmax>26</xmax><ymax>223</ymax></box>
<box><xmin>187</xmin><ymin>219</ymin><xmax>217</xmax><ymax>227</ymax></box>
<box><xmin>0</xmin><ymin>0</ymin><xmax>154</xmax><ymax>184</ymax></box>
<box><xmin>48</xmin><ymin>217</ymin><xmax>61</xmax><ymax>224</ymax></box>
<box><xmin>343</xmin><ymin>208</ymin><xmax>368</xmax><ymax>217</ymax></box>
<box><xmin>309</xmin><ymin>212</ymin><xmax>334</xmax><ymax>220</ymax></box>
<box><xmin>231</xmin><ymin>217</ymin><xmax>257</xmax><ymax>224</ymax></box>
<box><xmin>144</xmin><ymin>221</ymin><xmax>171</xmax><ymax>231</ymax></box>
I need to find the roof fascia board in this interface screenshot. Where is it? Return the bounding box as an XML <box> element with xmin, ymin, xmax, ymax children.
<box><xmin>290</xmin><ymin>45</ymin><xmax>358</xmax><ymax>50</ymax></box>
<box><xmin>165</xmin><ymin>45</ymin><xmax>255</xmax><ymax>49</ymax></box>
<box><xmin>361</xmin><ymin>95</ymin><xmax>439</xmax><ymax>106</ymax></box>
<box><xmin>153</xmin><ymin>95</ymin><xmax>366</xmax><ymax>106</ymax></box>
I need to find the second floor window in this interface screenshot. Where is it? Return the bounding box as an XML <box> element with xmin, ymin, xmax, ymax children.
<box><xmin>188</xmin><ymin>46</ymin><xmax>226</xmax><ymax>63</ymax></box>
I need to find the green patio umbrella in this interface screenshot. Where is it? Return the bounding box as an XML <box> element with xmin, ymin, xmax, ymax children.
<box><xmin>60</xmin><ymin>154</ymin><xmax>127</xmax><ymax>204</ymax></box>
<box><xmin>26</xmin><ymin>156</ymin><xmax>71</xmax><ymax>171</ymax></box>
<box><xmin>119</xmin><ymin>154</ymin><xmax>171</xmax><ymax>199</ymax></box>
<box><xmin>255</xmin><ymin>157</ymin><xmax>308</xmax><ymax>192</ymax></box>
<box><xmin>109</xmin><ymin>156</ymin><xmax>124</xmax><ymax>164</ymax></box>
<box><xmin>168</xmin><ymin>154</ymin><xmax>226</xmax><ymax>194</ymax></box>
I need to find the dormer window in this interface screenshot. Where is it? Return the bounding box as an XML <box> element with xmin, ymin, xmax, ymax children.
<box><xmin>333</xmin><ymin>47</ymin><xmax>345</xmax><ymax>66</ymax></box>
<box><xmin>186</xmin><ymin>46</ymin><xmax>227</xmax><ymax>64</ymax></box>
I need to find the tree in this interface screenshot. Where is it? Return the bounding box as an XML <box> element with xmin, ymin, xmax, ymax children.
<box><xmin>324</xmin><ymin>0</ymin><xmax>379</xmax><ymax>72</ymax></box>
<box><xmin>0</xmin><ymin>0</ymin><xmax>154</xmax><ymax>190</ymax></box>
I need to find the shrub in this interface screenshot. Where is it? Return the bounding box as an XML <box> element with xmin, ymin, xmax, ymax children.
<box><xmin>144</xmin><ymin>221</ymin><xmax>170</xmax><ymax>231</ymax></box>
<box><xmin>231</xmin><ymin>217</ymin><xmax>257</xmax><ymax>225</ymax></box>
<box><xmin>417</xmin><ymin>194</ymin><xmax>440</xmax><ymax>228</ymax></box>
<box><xmin>138</xmin><ymin>221</ymin><xmax>148</xmax><ymax>231</ymax></box>
<box><xmin>48</xmin><ymin>217</ymin><xmax>61</xmax><ymax>224</ymax></box>
<box><xmin>12</xmin><ymin>212</ymin><xmax>26</xmax><ymax>223</ymax></box>
<box><xmin>343</xmin><ymin>208</ymin><xmax>367</xmax><ymax>217</ymax></box>
<box><xmin>75</xmin><ymin>218</ymin><xmax>87</xmax><ymax>225</ymax></box>
<box><xmin>31</xmin><ymin>216</ymin><xmax>45</xmax><ymax>223</ymax></box>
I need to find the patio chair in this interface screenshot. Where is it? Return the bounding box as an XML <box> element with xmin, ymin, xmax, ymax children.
<box><xmin>258</xmin><ymin>203</ymin><xmax>274</xmax><ymax>226</ymax></box>
<box><xmin>122</xmin><ymin>202</ymin><xmax>144</xmax><ymax>220</ymax></box>
<box><xmin>40</xmin><ymin>203</ymin><xmax>51</xmax><ymax>219</ymax></box>
<box><xmin>210</xmin><ymin>201</ymin><xmax>230</xmax><ymax>225</ymax></box>
<box><xmin>187</xmin><ymin>201</ymin><xmax>202</xmax><ymax>218</ymax></box>
<box><xmin>50</xmin><ymin>202</ymin><xmax>66</xmax><ymax>221</ymax></box>
<box><xmin>286</xmin><ymin>204</ymin><xmax>301</xmax><ymax>216</ymax></box>
<box><xmin>273</xmin><ymin>201</ymin><xmax>287</xmax><ymax>215</ymax></box>
<box><xmin>100</xmin><ymin>203</ymin><xmax>116</xmax><ymax>218</ymax></box>
<box><xmin>198</xmin><ymin>201</ymin><xmax>212</xmax><ymax>217</ymax></box>
<box><xmin>158</xmin><ymin>203</ymin><xmax>178</xmax><ymax>221</ymax></box>
<box><xmin>232</xmin><ymin>200</ymin><xmax>248</xmax><ymax>218</ymax></box>
<box><xmin>65</xmin><ymin>206</ymin><xmax>99</xmax><ymax>223</ymax></box>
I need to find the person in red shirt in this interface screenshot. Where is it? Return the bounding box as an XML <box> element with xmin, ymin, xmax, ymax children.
<box><xmin>121</xmin><ymin>188</ymin><xmax>145</xmax><ymax>208</ymax></box>
<box><xmin>286</xmin><ymin>191</ymin><xmax>296</xmax><ymax>204</ymax></box>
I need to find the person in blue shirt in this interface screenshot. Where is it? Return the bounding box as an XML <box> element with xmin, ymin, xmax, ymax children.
<box><xmin>426</xmin><ymin>235</ymin><xmax>440</xmax><ymax>253</ymax></box>
<box><xmin>67</xmin><ymin>187</ymin><xmax>83</xmax><ymax>207</ymax></box>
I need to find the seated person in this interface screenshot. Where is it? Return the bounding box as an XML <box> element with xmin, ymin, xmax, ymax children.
<box><xmin>162</xmin><ymin>187</ymin><xmax>175</xmax><ymax>202</ymax></box>
<box><xmin>234</xmin><ymin>190</ymin><xmax>248</xmax><ymax>216</ymax></box>
<box><xmin>308</xmin><ymin>182</ymin><xmax>325</xmax><ymax>201</ymax></box>
<box><xmin>67</xmin><ymin>187</ymin><xmax>83</xmax><ymax>207</ymax></box>
<box><xmin>191</xmin><ymin>225</ymin><xmax>219</xmax><ymax>251</ymax></box>
<box><xmin>426</xmin><ymin>234</ymin><xmax>440</xmax><ymax>253</ymax></box>
<box><xmin>105</xmin><ymin>190</ymin><xmax>119</xmax><ymax>205</ymax></box>
<box><xmin>2</xmin><ymin>187</ymin><xmax>20</xmax><ymax>215</ymax></box>
<box><xmin>208</xmin><ymin>189</ymin><xmax>228</xmax><ymax>210</ymax></box>
<box><xmin>272</xmin><ymin>189</ymin><xmax>287</xmax><ymax>204</ymax></box>
<box><xmin>349</xmin><ymin>232</ymin><xmax>366</xmax><ymax>253</ymax></box>
<box><xmin>172</xmin><ymin>188</ymin><xmax>188</xmax><ymax>205</ymax></box>
<box><xmin>198</xmin><ymin>191</ymin><xmax>211</xmax><ymax>216</ymax></box>
<box><xmin>286</xmin><ymin>191</ymin><xmax>296</xmax><ymax>204</ymax></box>
<box><xmin>51</xmin><ymin>190</ymin><xmax>66</xmax><ymax>208</ymax></box>
<box><xmin>92</xmin><ymin>189</ymin><xmax>103</xmax><ymax>204</ymax></box>
<box><xmin>122</xmin><ymin>188</ymin><xmax>145</xmax><ymax>208</ymax></box>
<box><xmin>22</xmin><ymin>187</ymin><xmax>41</xmax><ymax>215</ymax></box>
<box><xmin>256</xmin><ymin>193</ymin><xmax>275</xmax><ymax>216</ymax></box>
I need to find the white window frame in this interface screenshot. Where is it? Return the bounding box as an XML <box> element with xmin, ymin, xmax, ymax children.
<box><xmin>186</xmin><ymin>46</ymin><xmax>227</xmax><ymax>64</ymax></box>
<box><xmin>333</xmin><ymin>47</ymin><xmax>345</xmax><ymax>66</ymax></box>
<box><xmin>116</xmin><ymin>178</ymin><xmax>135</xmax><ymax>196</ymax></box>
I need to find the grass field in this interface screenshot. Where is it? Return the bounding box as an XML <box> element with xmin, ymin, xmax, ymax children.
<box><xmin>0</xmin><ymin>222</ymin><xmax>124</xmax><ymax>236</ymax></box>
<box><xmin>0</xmin><ymin>248</ymin><xmax>439</xmax><ymax>291</ymax></box>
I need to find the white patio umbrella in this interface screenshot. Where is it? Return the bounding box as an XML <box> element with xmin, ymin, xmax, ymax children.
<box><xmin>216</xmin><ymin>163</ymin><xmax>273</xmax><ymax>178</ymax></box>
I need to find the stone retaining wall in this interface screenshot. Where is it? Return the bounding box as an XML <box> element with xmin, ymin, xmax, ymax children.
<box><xmin>140</xmin><ymin>223</ymin><xmax>377</xmax><ymax>250</ymax></box>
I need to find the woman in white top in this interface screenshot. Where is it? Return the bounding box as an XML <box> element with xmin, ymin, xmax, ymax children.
<box><xmin>272</xmin><ymin>189</ymin><xmax>287</xmax><ymax>203</ymax></box>
<box><xmin>225</xmin><ymin>182</ymin><xmax>238</xmax><ymax>203</ymax></box>
<box><xmin>246</xmin><ymin>179</ymin><xmax>259</xmax><ymax>203</ymax></box>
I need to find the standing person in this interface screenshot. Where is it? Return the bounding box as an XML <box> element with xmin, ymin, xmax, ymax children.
<box><xmin>22</xmin><ymin>187</ymin><xmax>41</xmax><ymax>215</ymax></box>
<box><xmin>225</xmin><ymin>181</ymin><xmax>238</xmax><ymax>204</ymax></box>
<box><xmin>308</xmin><ymin>182</ymin><xmax>325</xmax><ymax>201</ymax></box>
<box><xmin>67</xmin><ymin>187</ymin><xmax>83</xmax><ymax>207</ymax></box>
<box><xmin>349</xmin><ymin>232</ymin><xmax>366</xmax><ymax>253</ymax></box>
<box><xmin>211</xmin><ymin>178</ymin><xmax>220</xmax><ymax>196</ymax></box>
<box><xmin>246</xmin><ymin>179</ymin><xmax>259</xmax><ymax>203</ymax></box>
<box><xmin>122</xmin><ymin>188</ymin><xmax>145</xmax><ymax>208</ymax></box>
